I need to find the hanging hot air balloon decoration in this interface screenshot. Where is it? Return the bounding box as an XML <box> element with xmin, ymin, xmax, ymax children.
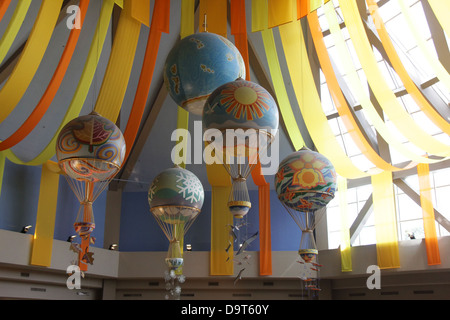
<box><xmin>275</xmin><ymin>147</ymin><xmax>336</xmax><ymax>295</ymax></box>
<box><xmin>203</xmin><ymin>78</ymin><xmax>279</xmax><ymax>219</ymax></box>
<box><xmin>164</xmin><ymin>32</ymin><xmax>246</xmax><ymax>115</ymax></box>
<box><xmin>56</xmin><ymin>111</ymin><xmax>126</xmax><ymax>271</ymax></box>
<box><xmin>148</xmin><ymin>166</ymin><xmax>204</xmax><ymax>299</ymax></box>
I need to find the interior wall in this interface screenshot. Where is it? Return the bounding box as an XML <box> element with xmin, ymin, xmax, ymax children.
<box><xmin>119</xmin><ymin>188</ymin><xmax>303</xmax><ymax>252</ymax></box>
<box><xmin>0</xmin><ymin>159</ymin><xmax>108</xmax><ymax>248</ymax></box>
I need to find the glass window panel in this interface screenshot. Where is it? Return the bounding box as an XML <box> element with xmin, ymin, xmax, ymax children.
<box><xmin>327</xmin><ymin>206</ymin><xmax>341</xmax><ymax>232</ymax></box>
<box><xmin>389</xmin><ymin>143</ymin><xmax>410</xmax><ymax>165</ymax></box>
<box><xmin>430</xmin><ymin>82</ymin><xmax>450</xmax><ymax>104</ymax></box>
<box><xmin>439</xmin><ymin>225</ymin><xmax>450</xmax><ymax>237</ymax></box>
<box><xmin>433</xmin><ymin>168</ymin><xmax>450</xmax><ymax>187</ymax></box>
<box><xmin>399</xmin><ymin>219</ymin><xmax>425</xmax><ymax>241</ymax></box>
<box><xmin>346</xmin><ymin>187</ymin><xmax>357</xmax><ymax>204</ymax></box>
<box><xmin>377</xmin><ymin>0</ymin><xmax>401</xmax><ymax>23</ymax></box>
<box><xmin>385</xmin><ymin>16</ymin><xmax>417</xmax><ymax>52</ymax></box>
<box><xmin>404</xmin><ymin>175</ymin><xmax>421</xmax><ymax>193</ymax></box>
<box><xmin>411</xmin><ymin>111</ymin><xmax>442</xmax><ymax>136</ymax></box>
<box><xmin>320</xmin><ymin>69</ymin><xmax>326</xmax><ymax>85</ymax></box>
<box><xmin>345</xmin><ymin>39</ymin><xmax>362</xmax><ymax>70</ymax></box>
<box><xmin>430</xmin><ymin>132</ymin><xmax>450</xmax><ymax>145</ymax></box>
<box><xmin>328</xmin><ymin>231</ymin><xmax>340</xmax><ymax>249</ymax></box>
<box><xmin>399</xmin><ymin>94</ymin><xmax>421</xmax><ymax>113</ymax></box>
<box><xmin>328</xmin><ymin>190</ymin><xmax>340</xmax><ymax>208</ymax></box>
<box><xmin>350</xmin><ymin>154</ymin><xmax>376</xmax><ymax>172</ymax></box>
<box><xmin>328</xmin><ymin>47</ymin><xmax>346</xmax><ymax>76</ymax></box>
<box><xmin>356</xmin><ymin>69</ymin><xmax>369</xmax><ymax>96</ymax></box>
<box><xmin>318</xmin><ymin>13</ymin><xmax>329</xmax><ymax>31</ymax></box>
<box><xmin>336</xmin><ymin>134</ymin><xmax>346</xmax><ymax>151</ymax></box>
<box><xmin>407</xmin><ymin>46</ymin><xmax>434</xmax><ymax>78</ymax></box>
<box><xmin>342</xmin><ymin>133</ymin><xmax>361</xmax><ymax>157</ymax></box>
<box><xmin>410</xmin><ymin>1</ymin><xmax>431</xmax><ymax>40</ymax></box>
<box><xmin>358</xmin><ymin>225</ymin><xmax>376</xmax><ymax>245</ymax></box>
<box><xmin>327</xmin><ymin>118</ymin><xmax>341</xmax><ymax>136</ymax></box>
<box><xmin>321</xmin><ymin>83</ymin><xmax>336</xmax><ymax>115</ymax></box>
<box><xmin>377</xmin><ymin>60</ymin><xmax>397</xmax><ymax>90</ymax></box>
<box><xmin>323</xmin><ymin>33</ymin><xmax>335</xmax><ymax>49</ymax></box>
<box><xmin>435</xmin><ymin>186</ymin><xmax>450</xmax><ymax>221</ymax></box>
<box><xmin>365</xmin><ymin>209</ymin><xmax>375</xmax><ymax>226</ymax></box>
<box><xmin>397</xmin><ymin>193</ymin><xmax>422</xmax><ymax>221</ymax></box>
<box><xmin>357</xmin><ymin>185</ymin><xmax>373</xmax><ymax>203</ymax></box>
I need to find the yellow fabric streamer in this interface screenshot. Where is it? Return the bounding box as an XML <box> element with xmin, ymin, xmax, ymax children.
<box><xmin>371</xmin><ymin>171</ymin><xmax>400</xmax><ymax>269</ymax></box>
<box><xmin>398</xmin><ymin>0</ymin><xmax>450</xmax><ymax>92</ymax></box>
<box><xmin>30</xmin><ymin>161</ymin><xmax>61</xmax><ymax>267</ymax></box>
<box><xmin>251</xmin><ymin>0</ymin><xmax>267</xmax><ymax>32</ymax></box>
<box><xmin>252</xmin><ymin>0</ymin><xmax>306</xmax><ymax>151</ymax></box>
<box><xmin>3</xmin><ymin>0</ymin><xmax>118</xmax><ymax>166</ymax></box>
<box><xmin>309</xmin><ymin>0</ymin><xmax>330</xmax><ymax>12</ymax></box>
<box><xmin>4</xmin><ymin>0</ymin><xmax>120</xmax><ymax>270</ymax></box>
<box><xmin>268</xmin><ymin>0</ymin><xmax>294</xmax><ymax>29</ymax></box>
<box><xmin>279</xmin><ymin>19</ymin><xmax>370</xmax><ymax>179</ymax></box>
<box><xmin>209</xmin><ymin>183</ymin><xmax>233</xmax><ymax>275</ymax></box>
<box><xmin>324</xmin><ymin>2</ymin><xmax>444</xmax><ymax>165</ymax></box>
<box><xmin>199</xmin><ymin>0</ymin><xmax>233</xmax><ymax>275</ymax></box>
<box><xmin>131</xmin><ymin>0</ymin><xmax>150</xmax><ymax>26</ymax></box>
<box><xmin>261</xmin><ymin>30</ymin><xmax>305</xmax><ymax>151</ymax></box>
<box><xmin>338</xmin><ymin>176</ymin><xmax>352</xmax><ymax>272</ymax></box>
<box><xmin>0</xmin><ymin>0</ymin><xmax>63</xmax><ymax>125</ymax></box>
<box><xmin>366</xmin><ymin>0</ymin><xmax>450</xmax><ymax>136</ymax></box>
<box><xmin>417</xmin><ymin>162</ymin><xmax>441</xmax><ymax>266</ymax></box>
<box><xmin>94</xmin><ymin>0</ymin><xmax>143</xmax><ymax>123</ymax></box>
<box><xmin>180</xmin><ymin>0</ymin><xmax>195</xmax><ymax>39</ymax></box>
<box><xmin>0</xmin><ymin>0</ymin><xmax>32</xmax><ymax>64</ymax></box>
<box><xmin>339</xmin><ymin>0</ymin><xmax>450</xmax><ymax>158</ymax></box>
<box><xmin>175</xmin><ymin>107</ymin><xmax>189</xmax><ymax>169</ymax></box>
<box><xmin>206</xmin><ymin>146</ymin><xmax>232</xmax><ymax>275</ymax></box>
<box><xmin>428</xmin><ymin>0</ymin><xmax>450</xmax><ymax>38</ymax></box>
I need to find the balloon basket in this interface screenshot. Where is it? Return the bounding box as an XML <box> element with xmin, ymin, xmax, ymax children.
<box><xmin>165</xmin><ymin>240</ymin><xmax>184</xmax><ymax>270</ymax></box>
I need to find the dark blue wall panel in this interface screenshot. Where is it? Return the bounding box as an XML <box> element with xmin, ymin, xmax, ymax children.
<box><xmin>0</xmin><ymin>159</ymin><xmax>107</xmax><ymax>248</ymax></box>
<box><xmin>0</xmin><ymin>159</ymin><xmax>41</xmax><ymax>233</ymax></box>
<box><xmin>54</xmin><ymin>177</ymin><xmax>107</xmax><ymax>248</ymax></box>
<box><xmin>0</xmin><ymin>158</ymin><xmax>302</xmax><ymax>253</ymax></box>
<box><xmin>119</xmin><ymin>188</ymin><xmax>302</xmax><ymax>252</ymax></box>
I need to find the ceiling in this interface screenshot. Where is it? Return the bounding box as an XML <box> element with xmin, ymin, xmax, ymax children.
<box><xmin>4</xmin><ymin>0</ymin><xmax>447</xmax><ymax>197</ymax></box>
<box><xmin>0</xmin><ymin>0</ymin><xmax>312</xmax><ymax>193</ymax></box>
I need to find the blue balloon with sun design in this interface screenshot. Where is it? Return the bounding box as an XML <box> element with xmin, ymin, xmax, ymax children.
<box><xmin>203</xmin><ymin>79</ymin><xmax>279</xmax><ymax>132</ymax></box>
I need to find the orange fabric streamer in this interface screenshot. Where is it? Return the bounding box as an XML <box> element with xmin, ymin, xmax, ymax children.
<box><xmin>123</xmin><ymin>0</ymin><xmax>170</xmax><ymax>161</ymax></box>
<box><xmin>0</xmin><ymin>0</ymin><xmax>90</xmax><ymax>151</ymax></box>
<box><xmin>298</xmin><ymin>0</ymin><xmax>309</xmax><ymax>19</ymax></box>
<box><xmin>78</xmin><ymin>181</ymin><xmax>94</xmax><ymax>272</ymax></box>
<box><xmin>230</xmin><ymin>0</ymin><xmax>250</xmax><ymax>81</ymax></box>
<box><xmin>0</xmin><ymin>0</ymin><xmax>11</xmax><ymax>22</ymax></box>
<box><xmin>231</xmin><ymin>0</ymin><xmax>272</xmax><ymax>275</ymax></box>
<box><xmin>417</xmin><ymin>162</ymin><xmax>441</xmax><ymax>266</ymax></box>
